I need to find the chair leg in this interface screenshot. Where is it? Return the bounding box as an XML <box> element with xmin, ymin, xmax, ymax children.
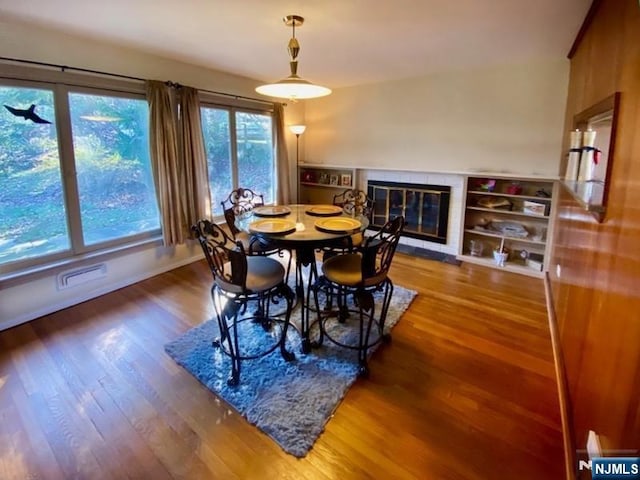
<box><xmin>379</xmin><ymin>280</ymin><xmax>394</xmax><ymax>343</ymax></box>
<box><xmin>211</xmin><ymin>293</ymin><xmax>244</xmax><ymax>386</ymax></box>
<box><xmin>324</xmin><ymin>289</ymin><xmax>334</xmax><ymax>312</ymax></box>
<box><xmin>355</xmin><ymin>289</ymin><xmax>375</xmax><ymax>378</ymax></box>
<box><xmin>299</xmin><ymin>257</ymin><xmax>318</xmax><ymax>354</ymax></box>
<box><xmin>278</xmin><ymin>284</ymin><xmax>296</xmax><ymax>362</ymax></box>
<box><xmin>259</xmin><ymin>293</ymin><xmax>272</xmax><ymax>331</ymax></box>
<box><xmin>358</xmin><ymin>303</ymin><xmax>368</xmax><ymax>377</ymax></box>
<box><xmin>211</xmin><ymin>287</ymin><xmax>228</xmax><ymax>345</ymax></box>
<box><xmin>311</xmin><ymin>278</ymin><xmax>326</xmax><ymax>348</ymax></box>
<box><xmin>226</xmin><ymin>301</ymin><xmax>242</xmax><ymax>386</ymax></box>
<box><xmin>284</xmin><ymin>249</ymin><xmax>293</xmax><ymax>285</ymax></box>
<box><xmin>336</xmin><ymin>286</ymin><xmax>349</xmax><ymax>323</ymax></box>
<box><xmin>251</xmin><ymin>294</ymin><xmax>264</xmax><ymax>320</ymax></box>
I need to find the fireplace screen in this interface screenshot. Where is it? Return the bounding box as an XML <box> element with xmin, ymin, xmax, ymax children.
<box><xmin>367</xmin><ymin>181</ymin><xmax>450</xmax><ymax>244</ymax></box>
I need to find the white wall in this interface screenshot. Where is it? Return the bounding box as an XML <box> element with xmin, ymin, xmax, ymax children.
<box><xmin>0</xmin><ymin>19</ymin><xmax>260</xmax><ymax>96</ymax></box>
<box><xmin>0</xmin><ymin>20</ymin><xmax>303</xmax><ymax>329</ymax></box>
<box><xmin>303</xmin><ymin>60</ymin><xmax>569</xmax><ymax>176</ymax></box>
<box><xmin>1</xmin><ymin>243</ymin><xmax>200</xmax><ymax>330</ymax></box>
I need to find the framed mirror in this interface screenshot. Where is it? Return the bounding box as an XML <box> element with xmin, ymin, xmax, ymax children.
<box><xmin>564</xmin><ymin>92</ymin><xmax>620</xmax><ymax>222</ymax></box>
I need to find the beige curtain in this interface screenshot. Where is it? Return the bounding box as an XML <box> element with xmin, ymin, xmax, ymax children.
<box><xmin>146</xmin><ymin>80</ymin><xmax>185</xmax><ymax>246</ymax></box>
<box><xmin>179</xmin><ymin>87</ymin><xmax>211</xmax><ymax>231</ymax></box>
<box><xmin>273</xmin><ymin>103</ymin><xmax>290</xmax><ymax>205</ymax></box>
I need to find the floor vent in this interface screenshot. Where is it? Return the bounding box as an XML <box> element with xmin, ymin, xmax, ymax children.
<box><xmin>57</xmin><ymin>263</ymin><xmax>107</xmax><ymax>290</ymax></box>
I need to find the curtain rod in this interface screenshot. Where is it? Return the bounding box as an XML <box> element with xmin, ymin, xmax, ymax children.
<box><xmin>0</xmin><ymin>56</ymin><xmax>280</xmax><ymax>106</ymax></box>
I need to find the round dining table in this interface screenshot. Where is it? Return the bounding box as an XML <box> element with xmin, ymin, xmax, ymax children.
<box><xmin>235</xmin><ymin>204</ymin><xmax>369</xmax><ymax>353</ymax></box>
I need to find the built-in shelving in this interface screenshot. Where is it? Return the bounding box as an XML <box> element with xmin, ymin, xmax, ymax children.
<box><xmin>298</xmin><ymin>164</ymin><xmax>356</xmax><ymax>204</ymax></box>
<box><xmin>457</xmin><ymin>175</ymin><xmax>558</xmax><ymax>277</ymax></box>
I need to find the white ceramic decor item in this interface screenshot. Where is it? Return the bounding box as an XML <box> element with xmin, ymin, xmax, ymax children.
<box><xmin>578</xmin><ymin>129</ymin><xmax>597</xmax><ymax>182</ymax></box>
<box><xmin>565</xmin><ymin>129</ymin><xmax>582</xmax><ymax>181</ymax></box>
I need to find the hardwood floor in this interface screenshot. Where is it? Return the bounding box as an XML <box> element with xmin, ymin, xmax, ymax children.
<box><xmin>0</xmin><ymin>254</ymin><xmax>565</xmax><ymax>479</ymax></box>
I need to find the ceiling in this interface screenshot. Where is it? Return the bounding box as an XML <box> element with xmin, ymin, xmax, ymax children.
<box><xmin>0</xmin><ymin>0</ymin><xmax>592</xmax><ymax>89</ymax></box>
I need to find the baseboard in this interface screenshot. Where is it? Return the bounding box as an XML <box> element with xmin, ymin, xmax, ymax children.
<box><xmin>544</xmin><ymin>272</ymin><xmax>577</xmax><ymax>480</ymax></box>
<box><xmin>0</xmin><ymin>253</ymin><xmax>204</xmax><ymax>331</ymax></box>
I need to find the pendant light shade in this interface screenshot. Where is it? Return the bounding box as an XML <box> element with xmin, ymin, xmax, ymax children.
<box><xmin>256</xmin><ymin>15</ymin><xmax>331</xmax><ymax>101</ymax></box>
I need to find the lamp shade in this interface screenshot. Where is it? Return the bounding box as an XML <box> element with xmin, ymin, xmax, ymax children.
<box><xmin>255</xmin><ymin>15</ymin><xmax>332</xmax><ymax>101</ymax></box>
<box><xmin>256</xmin><ymin>76</ymin><xmax>331</xmax><ymax>100</ymax></box>
<box><xmin>289</xmin><ymin>124</ymin><xmax>307</xmax><ymax>135</ymax></box>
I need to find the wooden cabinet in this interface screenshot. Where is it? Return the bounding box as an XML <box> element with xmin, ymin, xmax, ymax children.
<box><xmin>297</xmin><ymin>164</ymin><xmax>356</xmax><ymax>204</ymax></box>
<box><xmin>458</xmin><ymin>175</ymin><xmax>557</xmax><ymax>277</ymax></box>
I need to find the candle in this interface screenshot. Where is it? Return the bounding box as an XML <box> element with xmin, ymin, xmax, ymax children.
<box><xmin>566</xmin><ymin>129</ymin><xmax>582</xmax><ymax>181</ymax></box>
<box><xmin>570</xmin><ymin>129</ymin><xmax>582</xmax><ymax>149</ymax></box>
<box><xmin>583</xmin><ymin>129</ymin><xmax>596</xmax><ymax>147</ymax></box>
<box><xmin>578</xmin><ymin>129</ymin><xmax>597</xmax><ymax>181</ymax></box>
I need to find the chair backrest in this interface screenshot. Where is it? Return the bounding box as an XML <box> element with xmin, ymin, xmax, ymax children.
<box><xmin>192</xmin><ymin>219</ymin><xmax>248</xmax><ymax>293</ymax></box>
<box><xmin>333</xmin><ymin>189</ymin><xmax>374</xmax><ymax>220</ymax></box>
<box><xmin>221</xmin><ymin>188</ymin><xmax>265</xmax><ymax>236</ymax></box>
<box><xmin>360</xmin><ymin>216</ymin><xmax>405</xmax><ymax>286</ymax></box>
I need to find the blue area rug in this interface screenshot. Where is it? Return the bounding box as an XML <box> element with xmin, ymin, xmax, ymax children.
<box><xmin>165</xmin><ymin>279</ymin><xmax>416</xmax><ymax>457</ymax></box>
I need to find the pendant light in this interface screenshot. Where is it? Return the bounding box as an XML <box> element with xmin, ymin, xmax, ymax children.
<box><xmin>256</xmin><ymin>15</ymin><xmax>332</xmax><ymax>101</ymax></box>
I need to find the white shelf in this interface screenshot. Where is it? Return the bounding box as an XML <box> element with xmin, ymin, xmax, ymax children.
<box><xmin>457</xmin><ymin>254</ymin><xmax>544</xmax><ymax>278</ymax></box>
<box><xmin>465</xmin><ymin>206</ymin><xmax>550</xmax><ymax>220</ymax></box>
<box><xmin>464</xmin><ymin>229</ymin><xmax>546</xmax><ymax>246</ymax></box>
<box><xmin>466</xmin><ymin>191</ymin><xmax>553</xmax><ymax>202</ymax></box>
<box><xmin>299</xmin><ymin>163</ymin><xmax>560</xmax><ymax>181</ymax></box>
<box><xmin>301</xmin><ymin>182</ymin><xmax>352</xmax><ymax>189</ymax></box>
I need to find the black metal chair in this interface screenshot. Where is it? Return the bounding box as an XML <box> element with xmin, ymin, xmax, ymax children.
<box><xmin>192</xmin><ymin>219</ymin><xmax>296</xmax><ymax>386</ymax></box>
<box><xmin>332</xmin><ymin>188</ymin><xmax>375</xmax><ymax>221</ymax></box>
<box><xmin>312</xmin><ymin>215</ymin><xmax>405</xmax><ymax>377</ymax></box>
<box><xmin>331</xmin><ymin>189</ymin><xmax>374</xmax><ymax>251</ymax></box>
<box><xmin>221</xmin><ymin>187</ymin><xmax>292</xmax><ymax>280</ymax></box>
<box><xmin>319</xmin><ymin>189</ymin><xmax>376</xmax><ymax>313</ymax></box>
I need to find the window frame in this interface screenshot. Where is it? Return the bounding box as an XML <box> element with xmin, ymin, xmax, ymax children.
<box><xmin>199</xmin><ymin>99</ymin><xmax>276</xmax><ymax>220</ymax></box>
<box><xmin>0</xmin><ymin>63</ymin><xmax>278</xmax><ymax>282</ymax></box>
<box><xmin>0</xmin><ymin>67</ymin><xmax>161</xmax><ymax>278</ymax></box>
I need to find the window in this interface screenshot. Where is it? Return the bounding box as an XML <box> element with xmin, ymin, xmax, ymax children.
<box><xmin>236</xmin><ymin>112</ymin><xmax>274</xmax><ymax>203</ymax></box>
<box><xmin>0</xmin><ymin>85</ymin><xmax>69</xmax><ymax>264</ymax></box>
<box><xmin>201</xmin><ymin>106</ymin><xmax>274</xmax><ymax>215</ymax></box>
<box><xmin>68</xmin><ymin>92</ymin><xmax>159</xmax><ymax>245</ymax></box>
<box><xmin>0</xmin><ymin>80</ymin><xmax>160</xmax><ymax>273</ymax></box>
<box><xmin>200</xmin><ymin>107</ymin><xmax>232</xmax><ymax>216</ymax></box>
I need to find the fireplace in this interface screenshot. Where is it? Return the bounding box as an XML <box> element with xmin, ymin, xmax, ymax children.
<box><xmin>367</xmin><ymin>180</ymin><xmax>450</xmax><ymax>244</ymax></box>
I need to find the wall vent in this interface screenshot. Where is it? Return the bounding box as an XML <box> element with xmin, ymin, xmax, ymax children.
<box><xmin>57</xmin><ymin>263</ymin><xmax>107</xmax><ymax>290</ymax></box>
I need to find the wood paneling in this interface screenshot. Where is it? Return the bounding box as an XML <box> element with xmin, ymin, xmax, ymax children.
<box><xmin>0</xmin><ymin>255</ymin><xmax>564</xmax><ymax>479</ymax></box>
<box><xmin>550</xmin><ymin>0</ymin><xmax>640</xmax><ymax>462</ymax></box>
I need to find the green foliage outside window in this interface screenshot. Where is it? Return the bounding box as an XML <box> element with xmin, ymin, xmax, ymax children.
<box><xmin>0</xmin><ymin>85</ymin><xmax>159</xmax><ymax>265</ymax></box>
<box><xmin>0</xmin><ymin>86</ymin><xmax>70</xmax><ymax>262</ymax></box>
<box><xmin>1</xmin><ymin>82</ymin><xmax>275</xmax><ymax>269</ymax></box>
<box><xmin>201</xmin><ymin>107</ymin><xmax>275</xmax><ymax>214</ymax></box>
